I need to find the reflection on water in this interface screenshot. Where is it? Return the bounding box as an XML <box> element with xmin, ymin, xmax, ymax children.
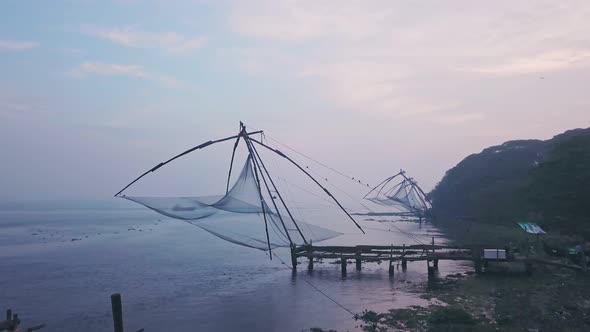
<box><xmin>0</xmin><ymin>209</ymin><xmax>469</xmax><ymax>331</ymax></box>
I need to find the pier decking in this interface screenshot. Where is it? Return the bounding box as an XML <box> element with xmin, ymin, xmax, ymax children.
<box><xmin>291</xmin><ymin>240</ymin><xmax>480</xmax><ymax>277</ymax></box>
<box><xmin>288</xmin><ymin>238</ymin><xmax>587</xmax><ymax>277</ymax></box>
<box><xmin>291</xmin><ymin>240</ymin><xmax>587</xmax><ymax>277</ymax></box>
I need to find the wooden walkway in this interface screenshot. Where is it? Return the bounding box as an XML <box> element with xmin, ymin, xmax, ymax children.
<box><xmin>291</xmin><ymin>240</ymin><xmax>480</xmax><ymax>277</ymax></box>
<box><xmin>290</xmin><ymin>240</ymin><xmax>587</xmax><ymax>277</ymax></box>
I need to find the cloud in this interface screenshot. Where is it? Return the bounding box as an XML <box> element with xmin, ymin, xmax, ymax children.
<box><xmin>227</xmin><ymin>0</ymin><xmax>590</xmax><ymax>124</ymax></box>
<box><xmin>231</xmin><ymin>1</ymin><xmax>391</xmax><ymax>42</ymax></box>
<box><xmin>67</xmin><ymin>61</ymin><xmax>184</xmax><ymax>89</ymax></box>
<box><xmin>68</xmin><ymin>61</ymin><xmax>148</xmax><ymax>78</ymax></box>
<box><xmin>81</xmin><ymin>25</ymin><xmax>207</xmax><ymax>55</ymax></box>
<box><xmin>0</xmin><ymin>39</ymin><xmax>39</xmax><ymax>50</ymax></box>
<box><xmin>462</xmin><ymin>49</ymin><xmax>590</xmax><ymax>76</ymax></box>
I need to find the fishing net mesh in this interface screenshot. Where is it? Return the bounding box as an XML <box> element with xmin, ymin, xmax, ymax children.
<box><xmin>122</xmin><ymin>156</ymin><xmax>340</xmax><ymax>250</ymax></box>
<box><xmin>365</xmin><ymin>175</ymin><xmax>430</xmax><ymax>213</ymax></box>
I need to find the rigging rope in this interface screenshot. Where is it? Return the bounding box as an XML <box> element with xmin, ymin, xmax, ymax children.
<box><xmin>172</xmin><ymin>217</ymin><xmax>357</xmax><ymax>318</ymax></box>
<box><xmin>271</xmin><ymin>251</ymin><xmax>358</xmax><ymax>318</ymax></box>
<box><xmin>244</xmin><ymin>123</ymin><xmax>425</xmax><ymax>246</ymax></box>
<box><xmin>244</xmin><ymin>124</ymin><xmax>371</xmax><ymax>188</ymax></box>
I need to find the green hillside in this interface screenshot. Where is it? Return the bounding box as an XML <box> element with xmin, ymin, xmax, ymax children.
<box><xmin>429</xmin><ymin>128</ymin><xmax>590</xmax><ymax>237</ymax></box>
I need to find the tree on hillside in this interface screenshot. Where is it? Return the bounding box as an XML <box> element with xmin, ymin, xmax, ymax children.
<box><xmin>524</xmin><ymin>135</ymin><xmax>590</xmax><ymax>234</ymax></box>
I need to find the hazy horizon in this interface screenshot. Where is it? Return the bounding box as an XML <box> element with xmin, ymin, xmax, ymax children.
<box><xmin>2</xmin><ymin>1</ymin><xmax>589</xmax><ymax>202</ymax></box>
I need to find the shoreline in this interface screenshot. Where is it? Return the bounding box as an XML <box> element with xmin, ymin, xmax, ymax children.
<box><xmin>314</xmin><ymin>220</ymin><xmax>590</xmax><ymax>331</ymax></box>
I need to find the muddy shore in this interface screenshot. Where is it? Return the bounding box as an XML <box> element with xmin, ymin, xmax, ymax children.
<box><xmin>314</xmin><ymin>222</ymin><xmax>590</xmax><ymax>332</ymax></box>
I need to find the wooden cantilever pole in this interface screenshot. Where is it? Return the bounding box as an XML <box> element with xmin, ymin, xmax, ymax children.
<box><xmin>240</xmin><ymin>124</ymin><xmax>273</xmax><ymax>255</ymax></box>
<box><xmin>245</xmin><ymin>132</ymin><xmax>294</xmax><ymax>247</ymax></box>
<box><xmin>114</xmin><ymin>130</ymin><xmax>263</xmax><ymax>196</ymax></box>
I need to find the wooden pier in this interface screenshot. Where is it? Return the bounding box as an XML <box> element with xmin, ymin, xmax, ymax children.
<box><xmin>288</xmin><ymin>238</ymin><xmax>547</xmax><ymax>277</ymax></box>
<box><xmin>290</xmin><ymin>239</ymin><xmax>587</xmax><ymax>277</ymax></box>
<box><xmin>291</xmin><ymin>239</ymin><xmax>479</xmax><ymax>277</ymax></box>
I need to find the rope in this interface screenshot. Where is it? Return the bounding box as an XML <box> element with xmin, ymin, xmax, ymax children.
<box><xmin>244</xmin><ymin>122</ymin><xmax>425</xmax><ymax>246</ymax></box>
<box><xmin>244</xmin><ymin>124</ymin><xmax>371</xmax><ymax>188</ymax></box>
<box><xmin>271</xmin><ymin>251</ymin><xmax>358</xmax><ymax>318</ymax></box>
<box><xmin>177</xmin><ymin>219</ymin><xmax>359</xmax><ymax>318</ymax></box>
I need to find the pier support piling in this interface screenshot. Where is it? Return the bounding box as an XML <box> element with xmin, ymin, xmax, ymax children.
<box><xmin>427</xmin><ymin>260</ymin><xmax>435</xmax><ymax>277</ymax></box>
<box><xmin>355</xmin><ymin>250</ymin><xmax>362</xmax><ymax>271</ymax></box>
<box><xmin>290</xmin><ymin>243</ymin><xmax>479</xmax><ymax>278</ymax></box>
<box><xmin>307</xmin><ymin>246</ymin><xmax>313</xmax><ymax>273</ymax></box>
<box><xmin>290</xmin><ymin>245</ymin><xmax>297</xmax><ymax>271</ymax></box>
<box><xmin>474</xmin><ymin>260</ymin><xmax>482</xmax><ymax>274</ymax></box>
<box><xmin>472</xmin><ymin>246</ymin><xmax>482</xmax><ymax>274</ymax></box>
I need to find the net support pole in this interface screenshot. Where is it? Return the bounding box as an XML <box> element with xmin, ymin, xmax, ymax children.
<box><xmin>111</xmin><ymin>293</ymin><xmax>124</xmax><ymax>332</ymax></box>
<box><xmin>250</xmin><ymin>138</ymin><xmax>365</xmax><ymax>234</ymax></box>
<box><xmin>240</xmin><ymin>124</ymin><xmax>273</xmax><ymax>256</ymax></box>
<box><xmin>246</xmin><ymin>136</ymin><xmax>294</xmax><ymax>247</ymax></box>
<box><xmin>250</xmin><ymin>142</ymin><xmax>308</xmax><ymax>244</ymax></box>
<box><xmin>226</xmin><ymin>135</ymin><xmax>241</xmax><ymax>194</ymax></box>
<box><xmin>401</xmin><ymin>172</ymin><xmax>430</xmax><ymax>210</ymax></box>
<box><xmin>114</xmin><ymin>130</ymin><xmax>263</xmax><ymax>196</ymax></box>
<box><xmin>363</xmin><ymin>173</ymin><xmax>397</xmax><ymax>199</ymax></box>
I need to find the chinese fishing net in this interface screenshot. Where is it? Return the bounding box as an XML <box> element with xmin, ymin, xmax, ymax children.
<box><xmin>122</xmin><ymin>155</ymin><xmax>341</xmax><ymax>250</ymax></box>
<box><xmin>364</xmin><ymin>173</ymin><xmax>430</xmax><ymax>213</ymax></box>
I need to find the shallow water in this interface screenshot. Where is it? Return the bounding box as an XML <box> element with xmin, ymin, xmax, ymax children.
<box><xmin>0</xmin><ymin>209</ymin><xmax>469</xmax><ymax>331</ymax></box>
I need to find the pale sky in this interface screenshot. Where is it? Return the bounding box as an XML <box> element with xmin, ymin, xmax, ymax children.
<box><xmin>1</xmin><ymin>0</ymin><xmax>589</xmax><ymax>201</ymax></box>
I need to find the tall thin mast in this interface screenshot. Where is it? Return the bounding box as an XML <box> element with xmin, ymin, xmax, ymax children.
<box><xmin>240</xmin><ymin>124</ymin><xmax>273</xmax><ymax>255</ymax></box>
<box><xmin>250</xmin><ymin>141</ymin><xmax>308</xmax><ymax>244</ymax></box>
<box><xmin>226</xmin><ymin>134</ymin><xmax>241</xmax><ymax>194</ymax></box>
<box><xmin>245</xmin><ymin>134</ymin><xmax>295</xmax><ymax>247</ymax></box>
<box><xmin>114</xmin><ymin>130</ymin><xmax>263</xmax><ymax>196</ymax></box>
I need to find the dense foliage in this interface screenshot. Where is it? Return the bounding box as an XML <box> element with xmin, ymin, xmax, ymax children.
<box><xmin>429</xmin><ymin>128</ymin><xmax>590</xmax><ymax>235</ymax></box>
<box><xmin>524</xmin><ymin>135</ymin><xmax>590</xmax><ymax>233</ymax></box>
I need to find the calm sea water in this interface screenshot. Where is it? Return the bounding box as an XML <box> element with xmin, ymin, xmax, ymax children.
<box><xmin>0</xmin><ymin>209</ymin><xmax>468</xmax><ymax>331</ymax></box>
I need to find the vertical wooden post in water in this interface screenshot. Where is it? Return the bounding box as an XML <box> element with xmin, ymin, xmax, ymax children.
<box><xmin>401</xmin><ymin>244</ymin><xmax>407</xmax><ymax>271</ymax></box>
<box><xmin>341</xmin><ymin>255</ymin><xmax>347</xmax><ymax>278</ymax></box>
<box><xmin>427</xmin><ymin>260</ymin><xmax>435</xmax><ymax>277</ymax></box>
<box><xmin>290</xmin><ymin>245</ymin><xmax>297</xmax><ymax>272</ymax></box>
<box><xmin>429</xmin><ymin>237</ymin><xmax>438</xmax><ymax>274</ymax></box>
<box><xmin>431</xmin><ymin>237</ymin><xmax>435</xmax><ymax>253</ymax></box>
<box><xmin>1</xmin><ymin>309</ymin><xmax>14</xmax><ymax>331</ymax></box>
<box><xmin>388</xmin><ymin>245</ymin><xmax>394</xmax><ymax>277</ymax></box>
<box><xmin>307</xmin><ymin>246</ymin><xmax>313</xmax><ymax>273</ymax></box>
<box><xmin>472</xmin><ymin>246</ymin><xmax>482</xmax><ymax>274</ymax></box>
<box><xmin>355</xmin><ymin>248</ymin><xmax>362</xmax><ymax>271</ymax></box>
<box><xmin>111</xmin><ymin>293</ymin><xmax>124</xmax><ymax>332</ymax></box>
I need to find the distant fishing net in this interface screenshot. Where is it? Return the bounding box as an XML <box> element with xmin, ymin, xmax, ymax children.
<box><xmin>364</xmin><ymin>171</ymin><xmax>430</xmax><ymax>214</ymax></box>
<box><xmin>122</xmin><ymin>156</ymin><xmax>341</xmax><ymax>250</ymax></box>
